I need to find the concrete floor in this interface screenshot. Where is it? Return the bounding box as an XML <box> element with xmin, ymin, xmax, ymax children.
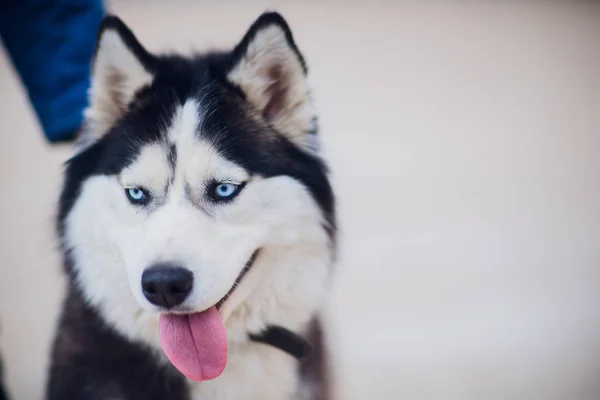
<box><xmin>1</xmin><ymin>2</ymin><xmax>600</xmax><ymax>399</ymax></box>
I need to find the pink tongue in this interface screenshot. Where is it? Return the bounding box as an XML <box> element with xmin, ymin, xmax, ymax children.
<box><xmin>159</xmin><ymin>307</ymin><xmax>227</xmax><ymax>382</ymax></box>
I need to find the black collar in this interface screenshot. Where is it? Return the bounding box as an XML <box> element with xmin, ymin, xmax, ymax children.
<box><xmin>248</xmin><ymin>325</ymin><xmax>311</xmax><ymax>360</ymax></box>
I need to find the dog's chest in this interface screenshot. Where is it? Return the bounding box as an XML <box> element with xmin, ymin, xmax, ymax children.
<box><xmin>188</xmin><ymin>344</ymin><xmax>300</xmax><ymax>400</ymax></box>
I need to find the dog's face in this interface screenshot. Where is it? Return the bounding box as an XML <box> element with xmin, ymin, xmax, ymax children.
<box><xmin>59</xmin><ymin>14</ymin><xmax>334</xmax><ymax>346</ymax></box>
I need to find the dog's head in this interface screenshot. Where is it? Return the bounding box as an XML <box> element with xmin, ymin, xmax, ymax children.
<box><xmin>58</xmin><ymin>13</ymin><xmax>335</xmax><ymax>378</ymax></box>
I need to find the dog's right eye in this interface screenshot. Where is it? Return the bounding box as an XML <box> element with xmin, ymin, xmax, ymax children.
<box><xmin>125</xmin><ymin>187</ymin><xmax>150</xmax><ymax>205</ymax></box>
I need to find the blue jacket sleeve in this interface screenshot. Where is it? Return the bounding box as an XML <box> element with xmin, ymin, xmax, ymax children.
<box><xmin>0</xmin><ymin>0</ymin><xmax>105</xmax><ymax>142</ymax></box>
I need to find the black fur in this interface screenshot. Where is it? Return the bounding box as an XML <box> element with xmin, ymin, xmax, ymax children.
<box><xmin>249</xmin><ymin>325</ymin><xmax>311</xmax><ymax>360</ymax></box>
<box><xmin>47</xmin><ymin>284</ymin><xmax>189</xmax><ymax>400</ymax></box>
<box><xmin>0</xmin><ymin>350</ymin><xmax>7</xmax><ymax>400</ymax></box>
<box><xmin>50</xmin><ymin>12</ymin><xmax>334</xmax><ymax>399</ymax></box>
<box><xmin>167</xmin><ymin>144</ymin><xmax>177</xmax><ymax>176</ymax></box>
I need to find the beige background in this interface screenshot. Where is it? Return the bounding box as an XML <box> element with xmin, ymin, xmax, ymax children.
<box><xmin>1</xmin><ymin>1</ymin><xmax>600</xmax><ymax>399</ymax></box>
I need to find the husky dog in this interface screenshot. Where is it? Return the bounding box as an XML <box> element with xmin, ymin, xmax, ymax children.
<box><xmin>47</xmin><ymin>11</ymin><xmax>336</xmax><ymax>400</ymax></box>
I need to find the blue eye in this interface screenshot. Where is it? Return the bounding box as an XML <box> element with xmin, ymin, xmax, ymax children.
<box><xmin>213</xmin><ymin>183</ymin><xmax>240</xmax><ymax>200</ymax></box>
<box><xmin>125</xmin><ymin>187</ymin><xmax>149</xmax><ymax>204</ymax></box>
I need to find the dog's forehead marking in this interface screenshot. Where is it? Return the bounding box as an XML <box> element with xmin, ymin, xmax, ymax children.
<box><xmin>165</xmin><ymin>98</ymin><xmax>249</xmax><ymax>192</ymax></box>
<box><xmin>167</xmin><ymin>144</ymin><xmax>177</xmax><ymax>175</ymax></box>
<box><xmin>167</xmin><ymin>99</ymin><xmax>199</xmax><ymax>145</ymax></box>
<box><xmin>118</xmin><ymin>98</ymin><xmax>250</xmax><ymax>202</ymax></box>
<box><xmin>163</xmin><ymin>99</ymin><xmax>198</xmax><ymax>182</ymax></box>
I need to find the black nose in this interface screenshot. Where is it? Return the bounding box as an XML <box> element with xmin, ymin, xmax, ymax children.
<box><xmin>141</xmin><ymin>265</ymin><xmax>194</xmax><ymax>309</ymax></box>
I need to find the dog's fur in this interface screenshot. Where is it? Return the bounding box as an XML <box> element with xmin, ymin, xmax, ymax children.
<box><xmin>46</xmin><ymin>12</ymin><xmax>336</xmax><ymax>400</ymax></box>
<box><xmin>0</xmin><ymin>351</ymin><xmax>7</xmax><ymax>400</ymax></box>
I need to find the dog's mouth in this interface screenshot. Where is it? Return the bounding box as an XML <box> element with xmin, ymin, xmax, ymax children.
<box><xmin>157</xmin><ymin>249</ymin><xmax>260</xmax><ymax>383</ymax></box>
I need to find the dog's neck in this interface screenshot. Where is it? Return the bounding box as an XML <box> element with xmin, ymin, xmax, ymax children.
<box><xmin>57</xmin><ymin>285</ymin><xmax>328</xmax><ymax>399</ymax></box>
<box><xmin>188</xmin><ymin>318</ymin><xmax>327</xmax><ymax>400</ymax></box>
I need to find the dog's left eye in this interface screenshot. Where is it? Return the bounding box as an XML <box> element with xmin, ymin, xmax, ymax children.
<box><xmin>214</xmin><ymin>183</ymin><xmax>239</xmax><ymax>200</ymax></box>
<box><xmin>125</xmin><ymin>187</ymin><xmax>150</xmax><ymax>205</ymax></box>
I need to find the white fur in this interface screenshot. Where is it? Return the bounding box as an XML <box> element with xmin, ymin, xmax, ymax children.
<box><xmin>64</xmin><ymin>98</ymin><xmax>332</xmax><ymax>399</ymax></box>
<box><xmin>190</xmin><ymin>343</ymin><xmax>299</xmax><ymax>399</ymax></box>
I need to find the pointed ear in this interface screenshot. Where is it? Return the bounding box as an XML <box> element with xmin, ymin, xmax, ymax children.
<box><xmin>82</xmin><ymin>16</ymin><xmax>156</xmax><ymax>144</ymax></box>
<box><xmin>227</xmin><ymin>13</ymin><xmax>318</xmax><ymax>151</ymax></box>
